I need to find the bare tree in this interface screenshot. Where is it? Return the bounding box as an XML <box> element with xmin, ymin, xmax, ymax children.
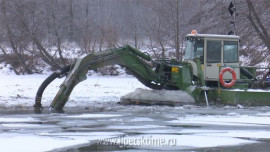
<box><xmin>0</xmin><ymin>0</ymin><xmax>33</xmax><ymax>74</ymax></box>
<box><xmin>0</xmin><ymin>0</ymin><xmax>269</xmax><ymax>74</ymax></box>
<box><xmin>246</xmin><ymin>0</ymin><xmax>270</xmax><ymax>56</ymax></box>
<box><xmin>16</xmin><ymin>0</ymin><xmax>62</xmax><ymax>69</ymax></box>
<box><xmin>236</xmin><ymin>0</ymin><xmax>270</xmax><ymax>65</ymax></box>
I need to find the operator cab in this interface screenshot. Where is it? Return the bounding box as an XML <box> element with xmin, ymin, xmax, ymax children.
<box><xmin>184</xmin><ymin>30</ymin><xmax>240</xmax><ymax>85</ymax></box>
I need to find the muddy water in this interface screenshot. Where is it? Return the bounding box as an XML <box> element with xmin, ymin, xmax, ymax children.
<box><xmin>1</xmin><ymin>104</ymin><xmax>270</xmax><ymax>152</ymax></box>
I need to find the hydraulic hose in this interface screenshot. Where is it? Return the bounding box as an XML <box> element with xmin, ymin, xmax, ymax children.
<box><xmin>34</xmin><ymin>65</ymin><xmax>71</xmax><ymax>109</ymax></box>
<box><xmin>240</xmin><ymin>67</ymin><xmax>256</xmax><ymax>80</ymax></box>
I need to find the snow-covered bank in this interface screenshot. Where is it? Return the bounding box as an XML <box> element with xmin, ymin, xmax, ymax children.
<box><xmin>0</xmin><ymin>74</ymin><xmax>147</xmax><ymax>108</ymax></box>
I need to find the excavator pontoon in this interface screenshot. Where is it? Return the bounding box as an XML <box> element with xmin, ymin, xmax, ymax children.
<box><xmin>34</xmin><ymin>31</ymin><xmax>270</xmax><ymax>111</ymax></box>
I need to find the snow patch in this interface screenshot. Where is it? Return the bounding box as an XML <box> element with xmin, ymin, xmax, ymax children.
<box><xmin>0</xmin><ymin>117</ymin><xmax>38</xmax><ymax>123</ymax></box>
<box><xmin>120</xmin><ymin>88</ymin><xmax>195</xmax><ymax>104</ymax></box>
<box><xmin>0</xmin><ymin>63</ymin><xmax>15</xmax><ymax>75</ymax></box>
<box><xmin>65</xmin><ymin>114</ymin><xmax>122</xmax><ymax>118</ymax></box>
<box><xmin>226</xmin><ymin>88</ymin><xmax>270</xmax><ymax>92</ymax></box>
<box><xmin>196</xmin><ymin>130</ymin><xmax>270</xmax><ymax>140</ymax></box>
<box><xmin>0</xmin><ymin>133</ymin><xmax>88</xmax><ymax>152</ymax></box>
<box><xmin>130</xmin><ymin>117</ymin><xmax>154</xmax><ymax>122</ymax></box>
<box><xmin>0</xmin><ymin>74</ymin><xmax>147</xmax><ymax>108</ymax></box>
<box><xmin>168</xmin><ymin>115</ymin><xmax>270</xmax><ymax>126</ymax></box>
<box><xmin>106</xmin><ymin>125</ymin><xmax>165</xmax><ymax>130</ymax></box>
<box><xmin>1</xmin><ymin>123</ymin><xmax>55</xmax><ymax>128</ymax></box>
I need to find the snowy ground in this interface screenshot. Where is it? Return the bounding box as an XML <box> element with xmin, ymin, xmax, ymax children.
<box><xmin>1</xmin><ymin>74</ymin><xmax>270</xmax><ymax>151</ymax></box>
<box><xmin>0</xmin><ymin>74</ymin><xmax>147</xmax><ymax>108</ymax></box>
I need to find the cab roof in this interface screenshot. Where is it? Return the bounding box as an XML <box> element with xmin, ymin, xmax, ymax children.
<box><xmin>186</xmin><ymin>34</ymin><xmax>240</xmax><ymax>40</ymax></box>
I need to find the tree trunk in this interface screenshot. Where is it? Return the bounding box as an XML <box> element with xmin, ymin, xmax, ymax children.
<box><xmin>157</xmin><ymin>15</ymin><xmax>165</xmax><ymax>58</ymax></box>
<box><xmin>246</xmin><ymin>0</ymin><xmax>270</xmax><ymax>51</ymax></box>
<box><xmin>1</xmin><ymin>1</ymin><xmax>32</xmax><ymax>74</ymax></box>
<box><xmin>6</xmin><ymin>26</ymin><xmax>33</xmax><ymax>74</ymax></box>
<box><xmin>175</xmin><ymin>0</ymin><xmax>180</xmax><ymax>60</ymax></box>
<box><xmin>51</xmin><ymin>7</ymin><xmax>66</xmax><ymax>66</ymax></box>
<box><xmin>31</xmin><ymin>35</ymin><xmax>62</xmax><ymax>69</ymax></box>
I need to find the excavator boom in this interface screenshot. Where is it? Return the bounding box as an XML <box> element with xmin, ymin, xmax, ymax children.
<box><xmin>35</xmin><ymin>45</ymin><xmax>192</xmax><ymax>111</ymax></box>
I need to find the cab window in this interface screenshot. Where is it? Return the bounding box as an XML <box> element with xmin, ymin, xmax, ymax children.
<box><xmin>207</xmin><ymin>40</ymin><xmax>221</xmax><ymax>63</ymax></box>
<box><xmin>195</xmin><ymin>39</ymin><xmax>204</xmax><ymax>64</ymax></box>
<box><xmin>223</xmin><ymin>41</ymin><xmax>238</xmax><ymax>63</ymax></box>
<box><xmin>184</xmin><ymin>38</ymin><xmax>204</xmax><ymax>63</ymax></box>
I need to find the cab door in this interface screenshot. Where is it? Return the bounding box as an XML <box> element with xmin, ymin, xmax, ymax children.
<box><xmin>205</xmin><ymin>40</ymin><xmax>222</xmax><ymax>80</ymax></box>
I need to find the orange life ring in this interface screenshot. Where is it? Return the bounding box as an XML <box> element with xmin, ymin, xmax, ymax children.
<box><xmin>219</xmin><ymin>67</ymin><xmax>236</xmax><ymax>88</ymax></box>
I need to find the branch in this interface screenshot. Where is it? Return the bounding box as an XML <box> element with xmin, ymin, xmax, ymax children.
<box><xmin>246</xmin><ymin>0</ymin><xmax>270</xmax><ymax>50</ymax></box>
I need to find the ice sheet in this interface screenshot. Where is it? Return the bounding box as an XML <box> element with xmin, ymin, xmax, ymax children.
<box><xmin>196</xmin><ymin>130</ymin><xmax>270</xmax><ymax>140</ymax></box>
<box><xmin>109</xmin><ymin>134</ymin><xmax>256</xmax><ymax>149</ymax></box>
<box><xmin>0</xmin><ymin>133</ymin><xmax>88</xmax><ymax>152</ymax></box>
<box><xmin>0</xmin><ymin>117</ymin><xmax>38</xmax><ymax>123</ymax></box>
<box><xmin>168</xmin><ymin>115</ymin><xmax>270</xmax><ymax>126</ymax></box>
<box><xmin>65</xmin><ymin>114</ymin><xmax>122</xmax><ymax>118</ymax></box>
<box><xmin>120</xmin><ymin>88</ymin><xmax>195</xmax><ymax>103</ymax></box>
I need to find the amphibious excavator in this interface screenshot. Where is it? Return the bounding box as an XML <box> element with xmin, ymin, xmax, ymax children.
<box><xmin>34</xmin><ymin>31</ymin><xmax>270</xmax><ymax>111</ymax></box>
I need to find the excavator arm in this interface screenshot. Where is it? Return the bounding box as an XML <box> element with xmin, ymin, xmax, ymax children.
<box><xmin>50</xmin><ymin>45</ymin><xmax>164</xmax><ymax>110</ymax></box>
<box><xmin>35</xmin><ymin>45</ymin><xmax>189</xmax><ymax>111</ymax></box>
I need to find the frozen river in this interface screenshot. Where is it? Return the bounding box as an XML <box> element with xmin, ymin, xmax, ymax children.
<box><xmin>1</xmin><ymin>75</ymin><xmax>270</xmax><ymax>151</ymax></box>
<box><xmin>1</xmin><ymin>105</ymin><xmax>270</xmax><ymax>152</ymax></box>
